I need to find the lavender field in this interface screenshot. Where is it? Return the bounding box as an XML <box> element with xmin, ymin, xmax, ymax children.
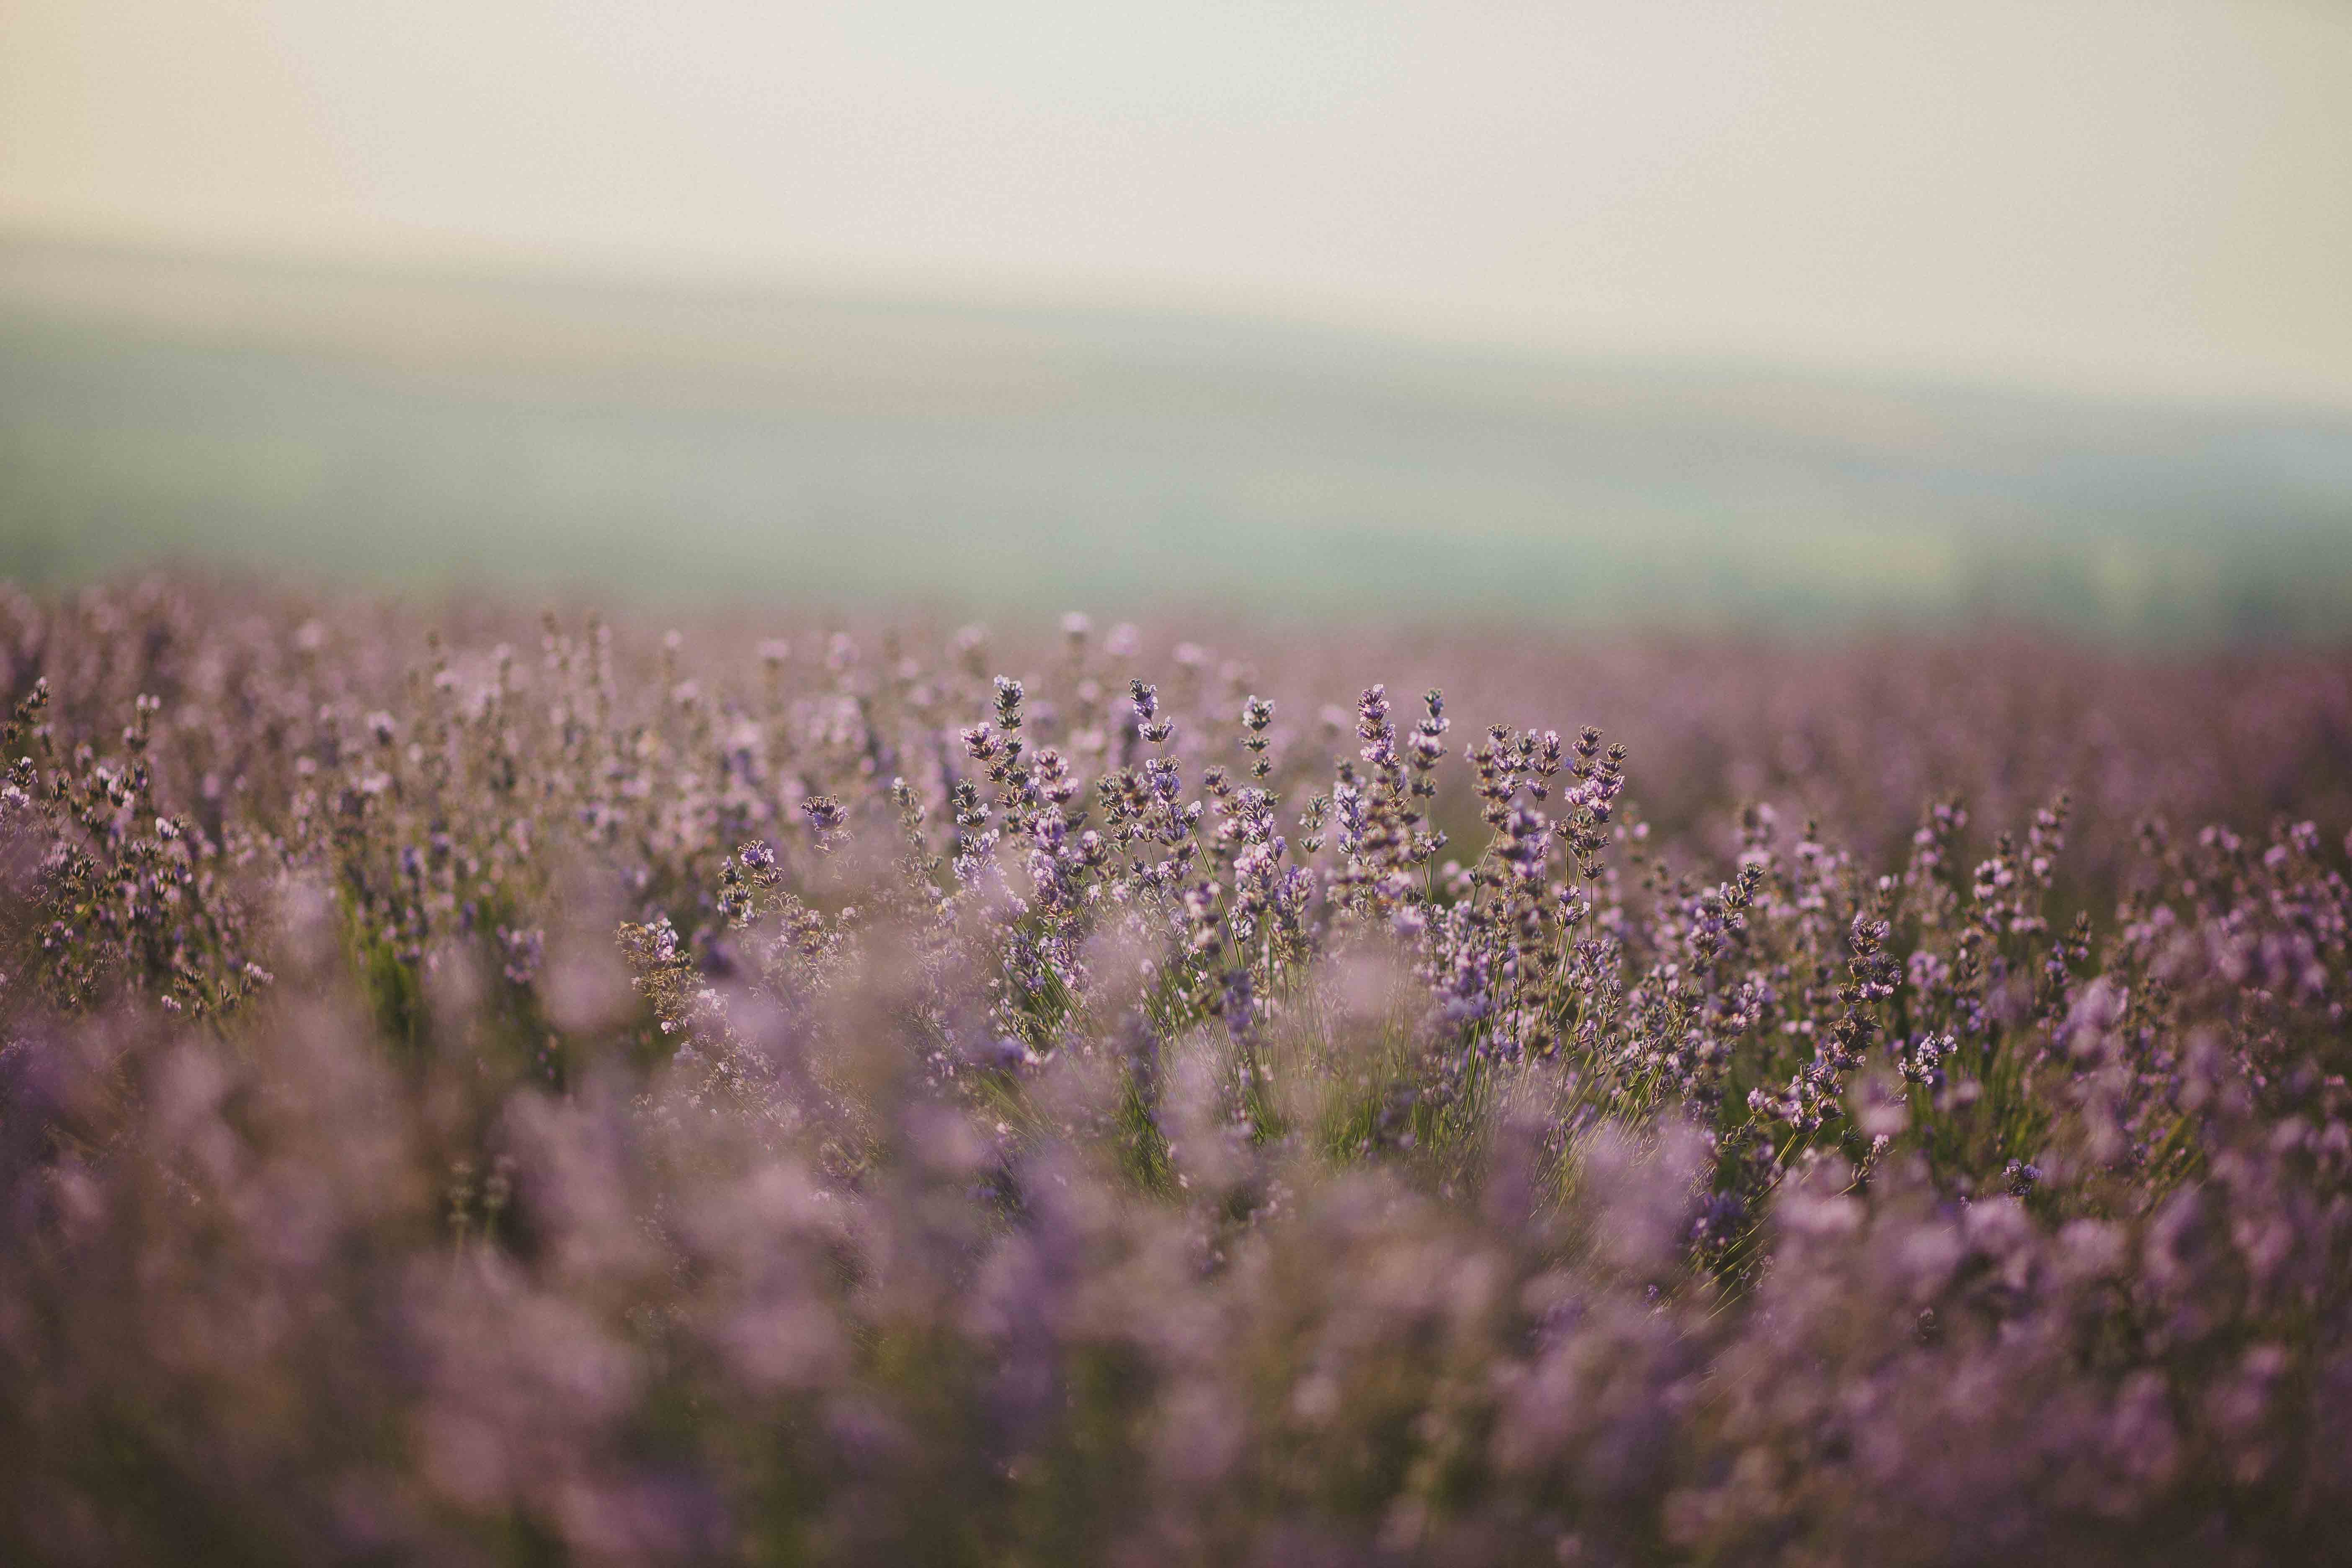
<box><xmin>3</xmin><ymin>576</ymin><xmax>2350</xmax><ymax>1563</ymax></box>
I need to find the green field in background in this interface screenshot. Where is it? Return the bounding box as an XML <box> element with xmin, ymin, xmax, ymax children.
<box><xmin>4</xmin><ymin>239</ymin><xmax>2349</xmax><ymax>639</ymax></box>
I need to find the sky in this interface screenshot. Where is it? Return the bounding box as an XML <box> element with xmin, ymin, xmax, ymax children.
<box><xmin>4</xmin><ymin>1</ymin><xmax>2351</xmax><ymax>410</ymax></box>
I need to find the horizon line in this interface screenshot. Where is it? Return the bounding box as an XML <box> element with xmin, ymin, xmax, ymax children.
<box><xmin>7</xmin><ymin>215</ymin><xmax>2350</xmax><ymax>425</ymax></box>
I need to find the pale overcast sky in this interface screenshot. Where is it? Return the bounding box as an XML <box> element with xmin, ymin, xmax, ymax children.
<box><xmin>4</xmin><ymin>1</ymin><xmax>2349</xmax><ymax>407</ymax></box>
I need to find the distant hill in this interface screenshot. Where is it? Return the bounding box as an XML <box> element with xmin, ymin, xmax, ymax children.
<box><xmin>4</xmin><ymin>235</ymin><xmax>2348</xmax><ymax>638</ymax></box>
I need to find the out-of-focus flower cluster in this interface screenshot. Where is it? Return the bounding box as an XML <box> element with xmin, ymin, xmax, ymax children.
<box><xmin>3</xmin><ymin>576</ymin><xmax>2351</xmax><ymax>1564</ymax></box>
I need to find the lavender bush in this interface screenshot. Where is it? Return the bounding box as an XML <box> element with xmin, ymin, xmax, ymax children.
<box><xmin>3</xmin><ymin>576</ymin><xmax>2350</xmax><ymax>1564</ymax></box>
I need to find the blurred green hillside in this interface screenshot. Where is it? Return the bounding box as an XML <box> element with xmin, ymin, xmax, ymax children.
<box><xmin>4</xmin><ymin>236</ymin><xmax>2348</xmax><ymax>638</ymax></box>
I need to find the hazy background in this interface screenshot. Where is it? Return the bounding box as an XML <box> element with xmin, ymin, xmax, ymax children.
<box><xmin>4</xmin><ymin>1</ymin><xmax>2349</xmax><ymax>634</ymax></box>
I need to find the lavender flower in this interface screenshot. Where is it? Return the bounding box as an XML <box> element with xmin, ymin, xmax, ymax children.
<box><xmin>0</xmin><ymin>580</ymin><xmax>2346</xmax><ymax>1563</ymax></box>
